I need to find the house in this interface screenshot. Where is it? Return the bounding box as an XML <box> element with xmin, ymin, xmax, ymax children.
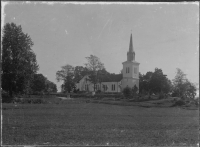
<box><xmin>76</xmin><ymin>33</ymin><xmax>140</xmax><ymax>93</ymax></box>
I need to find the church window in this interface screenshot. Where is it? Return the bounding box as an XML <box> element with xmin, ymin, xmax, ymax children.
<box><xmin>112</xmin><ymin>84</ymin><xmax>115</xmax><ymax>91</ymax></box>
<box><xmin>128</xmin><ymin>67</ymin><xmax>129</xmax><ymax>73</ymax></box>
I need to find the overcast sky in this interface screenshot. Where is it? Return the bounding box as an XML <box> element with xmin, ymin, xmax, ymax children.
<box><xmin>2</xmin><ymin>2</ymin><xmax>199</xmax><ymax>92</ymax></box>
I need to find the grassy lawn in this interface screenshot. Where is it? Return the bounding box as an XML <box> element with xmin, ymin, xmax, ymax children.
<box><xmin>2</xmin><ymin>98</ymin><xmax>199</xmax><ymax>146</ymax></box>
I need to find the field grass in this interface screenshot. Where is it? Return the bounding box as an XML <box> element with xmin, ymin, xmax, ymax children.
<box><xmin>2</xmin><ymin>98</ymin><xmax>199</xmax><ymax>146</ymax></box>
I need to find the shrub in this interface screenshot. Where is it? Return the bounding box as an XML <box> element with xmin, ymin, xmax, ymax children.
<box><xmin>172</xmin><ymin>99</ymin><xmax>186</xmax><ymax>107</ymax></box>
<box><xmin>2</xmin><ymin>91</ymin><xmax>13</xmax><ymax>103</ymax></box>
<box><xmin>12</xmin><ymin>98</ymin><xmax>48</xmax><ymax>104</ymax></box>
<box><xmin>123</xmin><ymin>87</ymin><xmax>132</xmax><ymax>98</ymax></box>
<box><xmin>96</xmin><ymin>90</ymin><xmax>101</xmax><ymax>94</ymax></box>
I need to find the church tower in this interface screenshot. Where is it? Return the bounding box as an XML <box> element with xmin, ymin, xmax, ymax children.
<box><xmin>122</xmin><ymin>33</ymin><xmax>140</xmax><ymax>91</ymax></box>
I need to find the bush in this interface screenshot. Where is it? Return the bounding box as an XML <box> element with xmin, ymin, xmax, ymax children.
<box><xmin>123</xmin><ymin>87</ymin><xmax>132</xmax><ymax>98</ymax></box>
<box><xmin>96</xmin><ymin>90</ymin><xmax>101</xmax><ymax>94</ymax></box>
<box><xmin>172</xmin><ymin>99</ymin><xmax>186</xmax><ymax>107</ymax></box>
<box><xmin>2</xmin><ymin>91</ymin><xmax>13</xmax><ymax>103</ymax></box>
<box><xmin>12</xmin><ymin>98</ymin><xmax>48</xmax><ymax>104</ymax></box>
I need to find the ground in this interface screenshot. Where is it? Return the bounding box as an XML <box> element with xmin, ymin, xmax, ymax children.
<box><xmin>2</xmin><ymin>98</ymin><xmax>199</xmax><ymax>146</ymax></box>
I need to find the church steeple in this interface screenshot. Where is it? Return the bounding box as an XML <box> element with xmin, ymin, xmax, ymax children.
<box><xmin>129</xmin><ymin>33</ymin><xmax>133</xmax><ymax>52</ymax></box>
<box><xmin>127</xmin><ymin>33</ymin><xmax>135</xmax><ymax>61</ymax></box>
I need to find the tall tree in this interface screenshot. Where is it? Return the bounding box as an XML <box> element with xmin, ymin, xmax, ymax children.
<box><xmin>172</xmin><ymin>68</ymin><xmax>196</xmax><ymax>99</ymax></box>
<box><xmin>2</xmin><ymin>22</ymin><xmax>39</xmax><ymax>97</ymax></box>
<box><xmin>172</xmin><ymin>68</ymin><xmax>187</xmax><ymax>97</ymax></box>
<box><xmin>74</xmin><ymin>66</ymin><xmax>89</xmax><ymax>83</ymax></box>
<box><xmin>56</xmin><ymin>64</ymin><xmax>75</xmax><ymax>93</ymax></box>
<box><xmin>85</xmin><ymin>55</ymin><xmax>105</xmax><ymax>91</ymax></box>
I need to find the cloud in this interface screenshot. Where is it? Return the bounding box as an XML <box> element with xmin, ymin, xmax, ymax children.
<box><xmin>65</xmin><ymin>29</ymin><xmax>68</xmax><ymax>35</ymax></box>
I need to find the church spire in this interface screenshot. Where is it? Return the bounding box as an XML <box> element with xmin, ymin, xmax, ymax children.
<box><xmin>129</xmin><ymin>33</ymin><xmax>133</xmax><ymax>52</ymax></box>
<box><xmin>127</xmin><ymin>33</ymin><xmax>135</xmax><ymax>61</ymax></box>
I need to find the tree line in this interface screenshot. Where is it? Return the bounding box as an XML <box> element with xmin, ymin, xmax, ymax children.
<box><xmin>2</xmin><ymin>22</ymin><xmax>57</xmax><ymax>98</ymax></box>
<box><xmin>57</xmin><ymin>59</ymin><xmax>197</xmax><ymax>100</ymax></box>
<box><xmin>139</xmin><ymin>68</ymin><xmax>197</xmax><ymax>99</ymax></box>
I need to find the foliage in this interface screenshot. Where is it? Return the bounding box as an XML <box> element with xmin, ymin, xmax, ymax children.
<box><xmin>45</xmin><ymin>80</ymin><xmax>57</xmax><ymax>93</ymax></box>
<box><xmin>132</xmin><ymin>85</ymin><xmax>138</xmax><ymax>96</ymax></box>
<box><xmin>85</xmin><ymin>55</ymin><xmax>105</xmax><ymax>91</ymax></box>
<box><xmin>2</xmin><ymin>22</ymin><xmax>39</xmax><ymax>97</ymax></box>
<box><xmin>172</xmin><ymin>68</ymin><xmax>197</xmax><ymax>99</ymax></box>
<box><xmin>29</xmin><ymin>74</ymin><xmax>57</xmax><ymax>94</ymax></box>
<box><xmin>139</xmin><ymin>68</ymin><xmax>172</xmax><ymax>97</ymax></box>
<box><xmin>13</xmin><ymin>98</ymin><xmax>48</xmax><ymax>104</ymax></box>
<box><xmin>74</xmin><ymin>66</ymin><xmax>89</xmax><ymax>83</ymax></box>
<box><xmin>172</xmin><ymin>99</ymin><xmax>186</xmax><ymax>107</ymax></box>
<box><xmin>31</xmin><ymin>74</ymin><xmax>46</xmax><ymax>93</ymax></box>
<box><xmin>56</xmin><ymin>64</ymin><xmax>75</xmax><ymax>93</ymax></box>
<box><xmin>123</xmin><ymin>86</ymin><xmax>132</xmax><ymax>98</ymax></box>
<box><xmin>2</xmin><ymin>90</ymin><xmax>13</xmax><ymax>103</ymax></box>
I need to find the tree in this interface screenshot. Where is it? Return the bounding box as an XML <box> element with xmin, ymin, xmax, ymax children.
<box><xmin>56</xmin><ymin>64</ymin><xmax>75</xmax><ymax>93</ymax></box>
<box><xmin>172</xmin><ymin>68</ymin><xmax>188</xmax><ymax>97</ymax></box>
<box><xmin>123</xmin><ymin>86</ymin><xmax>132</xmax><ymax>99</ymax></box>
<box><xmin>2</xmin><ymin>22</ymin><xmax>39</xmax><ymax>97</ymax></box>
<box><xmin>85</xmin><ymin>55</ymin><xmax>105</xmax><ymax>91</ymax></box>
<box><xmin>139</xmin><ymin>68</ymin><xmax>172</xmax><ymax>98</ymax></box>
<box><xmin>31</xmin><ymin>74</ymin><xmax>46</xmax><ymax>93</ymax></box>
<box><xmin>132</xmin><ymin>85</ymin><xmax>138</xmax><ymax>96</ymax></box>
<box><xmin>172</xmin><ymin>68</ymin><xmax>197</xmax><ymax>99</ymax></box>
<box><xmin>149</xmin><ymin>68</ymin><xmax>169</xmax><ymax>94</ymax></box>
<box><xmin>45</xmin><ymin>80</ymin><xmax>57</xmax><ymax>93</ymax></box>
<box><xmin>74</xmin><ymin>66</ymin><xmax>89</xmax><ymax>83</ymax></box>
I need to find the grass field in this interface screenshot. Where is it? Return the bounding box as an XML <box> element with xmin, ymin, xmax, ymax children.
<box><xmin>2</xmin><ymin>98</ymin><xmax>199</xmax><ymax>146</ymax></box>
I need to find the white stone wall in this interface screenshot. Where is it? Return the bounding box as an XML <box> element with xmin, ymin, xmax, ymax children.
<box><xmin>76</xmin><ymin>76</ymin><xmax>121</xmax><ymax>93</ymax></box>
<box><xmin>122</xmin><ymin>61</ymin><xmax>140</xmax><ymax>91</ymax></box>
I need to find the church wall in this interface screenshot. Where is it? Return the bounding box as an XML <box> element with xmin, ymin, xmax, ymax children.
<box><xmin>101</xmin><ymin>82</ymin><xmax>121</xmax><ymax>92</ymax></box>
<box><xmin>121</xmin><ymin>78</ymin><xmax>139</xmax><ymax>90</ymax></box>
<box><xmin>76</xmin><ymin>77</ymin><xmax>121</xmax><ymax>93</ymax></box>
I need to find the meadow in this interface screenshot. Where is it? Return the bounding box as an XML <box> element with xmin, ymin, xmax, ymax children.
<box><xmin>2</xmin><ymin>98</ymin><xmax>199</xmax><ymax>146</ymax></box>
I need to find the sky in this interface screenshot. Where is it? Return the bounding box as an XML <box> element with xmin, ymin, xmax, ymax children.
<box><xmin>2</xmin><ymin>2</ymin><xmax>199</xmax><ymax>92</ymax></box>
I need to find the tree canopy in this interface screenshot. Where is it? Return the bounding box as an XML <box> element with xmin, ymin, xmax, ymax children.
<box><xmin>2</xmin><ymin>22</ymin><xmax>39</xmax><ymax>96</ymax></box>
<box><xmin>172</xmin><ymin>68</ymin><xmax>197</xmax><ymax>99</ymax></box>
<box><xmin>139</xmin><ymin>68</ymin><xmax>171</xmax><ymax>95</ymax></box>
<box><xmin>85</xmin><ymin>55</ymin><xmax>105</xmax><ymax>91</ymax></box>
<box><xmin>56</xmin><ymin>64</ymin><xmax>75</xmax><ymax>93</ymax></box>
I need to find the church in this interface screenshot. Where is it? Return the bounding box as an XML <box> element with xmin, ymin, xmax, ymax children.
<box><xmin>76</xmin><ymin>33</ymin><xmax>140</xmax><ymax>93</ymax></box>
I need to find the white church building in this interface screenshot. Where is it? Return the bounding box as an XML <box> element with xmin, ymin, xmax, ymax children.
<box><xmin>76</xmin><ymin>33</ymin><xmax>140</xmax><ymax>93</ymax></box>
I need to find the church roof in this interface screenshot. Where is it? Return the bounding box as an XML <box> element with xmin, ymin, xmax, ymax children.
<box><xmin>100</xmin><ymin>73</ymin><xmax>122</xmax><ymax>82</ymax></box>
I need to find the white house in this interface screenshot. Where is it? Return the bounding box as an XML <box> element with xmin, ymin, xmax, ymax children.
<box><xmin>76</xmin><ymin>33</ymin><xmax>140</xmax><ymax>93</ymax></box>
